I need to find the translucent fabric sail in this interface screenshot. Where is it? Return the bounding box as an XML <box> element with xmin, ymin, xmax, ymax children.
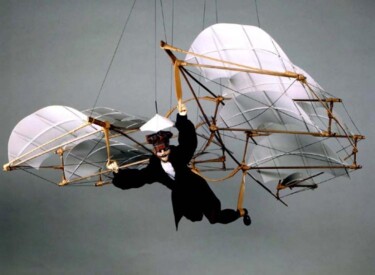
<box><xmin>64</xmin><ymin>139</ymin><xmax>149</xmax><ymax>182</ymax></box>
<box><xmin>6</xmin><ymin>105</ymin><xmax>151</xmax><ymax>185</ymax></box>
<box><xmin>185</xmin><ymin>23</ymin><xmax>291</xmax><ymax>80</ymax></box>
<box><xmin>247</xmin><ymin>133</ymin><xmax>349</xmax><ymax>184</ymax></box>
<box><xmin>296</xmin><ymin>102</ymin><xmax>352</xmax><ymax>136</ymax></box>
<box><xmin>82</xmin><ymin>107</ymin><xmax>147</xmax><ymax>130</ymax></box>
<box><xmin>227</xmin><ymin>71</ymin><xmax>324</xmax><ymax>100</ymax></box>
<box><xmin>218</xmin><ymin>89</ymin><xmax>320</xmax><ymax>136</ymax></box>
<box><xmin>7</xmin><ymin>105</ymin><xmax>101</xmax><ymax>169</ymax></box>
<box><xmin>183</xmin><ymin>23</ymin><xmax>355</xmax><ymax>186</ymax></box>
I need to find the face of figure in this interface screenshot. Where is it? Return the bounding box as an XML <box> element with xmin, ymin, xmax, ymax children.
<box><xmin>155</xmin><ymin>147</ymin><xmax>171</xmax><ymax>162</ymax></box>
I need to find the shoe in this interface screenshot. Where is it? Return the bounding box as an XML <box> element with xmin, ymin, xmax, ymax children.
<box><xmin>238</xmin><ymin>208</ymin><xmax>251</xmax><ymax>226</ymax></box>
<box><xmin>243</xmin><ymin>214</ymin><xmax>251</xmax><ymax>226</ymax></box>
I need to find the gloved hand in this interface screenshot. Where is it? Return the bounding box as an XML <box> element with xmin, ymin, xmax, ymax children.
<box><xmin>179</xmin><ymin>103</ymin><xmax>187</xmax><ymax>116</ymax></box>
<box><xmin>106</xmin><ymin>160</ymin><xmax>119</xmax><ymax>173</ymax></box>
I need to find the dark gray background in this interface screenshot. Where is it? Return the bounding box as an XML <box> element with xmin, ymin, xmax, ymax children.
<box><xmin>1</xmin><ymin>0</ymin><xmax>374</xmax><ymax>274</ymax></box>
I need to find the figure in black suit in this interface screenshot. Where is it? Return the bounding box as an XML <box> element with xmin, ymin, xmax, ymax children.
<box><xmin>110</xmin><ymin>106</ymin><xmax>249</xmax><ymax>229</ymax></box>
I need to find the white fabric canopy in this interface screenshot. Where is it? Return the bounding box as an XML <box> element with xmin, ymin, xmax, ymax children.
<box><xmin>64</xmin><ymin>139</ymin><xmax>148</xmax><ymax>181</ymax></box>
<box><xmin>185</xmin><ymin>23</ymin><xmax>351</xmax><ymax>185</ymax></box>
<box><xmin>7</xmin><ymin>105</ymin><xmax>101</xmax><ymax>169</ymax></box>
<box><xmin>7</xmin><ymin>105</ymin><xmax>150</xmax><ymax>179</ymax></box>
<box><xmin>140</xmin><ymin>114</ymin><xmax>174</xmax><ymax>132</ymax></box>
<box><xmin>247</xmin><ymin>133</ymin><xmax>349</xmax><ymax>184</ymax></box>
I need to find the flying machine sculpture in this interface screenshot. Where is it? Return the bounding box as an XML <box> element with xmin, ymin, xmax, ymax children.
<box><xmin>3</xmin><ymin>23</ymin><xmax>365</xmax><ymax>220</ymax></box>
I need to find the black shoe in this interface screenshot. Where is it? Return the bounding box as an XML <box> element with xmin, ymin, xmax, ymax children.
<box><xmin>241</xmin><ymin>208</ymin><xmax>251</xmax><ymax>226</ymax></box>
<box><xmin>243</xmin><ymin>214</ymin><xmax>251</xmax><ymax>226</ymax></box>
<box><xmin>237</xmin><ymin>208</ymin><xmax>251</xmax><ymax>226</ymax></box>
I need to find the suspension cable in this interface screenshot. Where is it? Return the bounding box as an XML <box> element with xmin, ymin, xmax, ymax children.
<box><xmin>90</xmin><ymin>0</ymin><xmax>138</xmax><ymax>117</ymax></box>
<box><xmin>154</xmin><ymin>0</ymin><xmax>158</xmax><ymax>113</ymax></box>
<box><xmin>254</xmin><ymin>0</ymin><xmax>261</xmax><ymax>27</ymax></box>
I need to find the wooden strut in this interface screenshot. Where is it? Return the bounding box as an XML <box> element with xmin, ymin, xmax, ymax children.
<box><xmin>57</xmin><ymin>116</ymin><xmax>153</xmax><ymax>186</ymax></box>
<box><xmin>161</xmin><ymin>41</ymin><xmax>306</xmax><ymax>80</ymax></box>
<box><xmin>237</xmin><ymin>171</ymin><xmax>247</xmax><ymax>216</ymax></box>
<box><xmin>237</xmin><ymin>134</ymin><xmax>251</xmax><ymax>215</ymax></box>
<box><xmin>58</xmin><ymin>158</ymin><xmax>149</xmax><ymax>186</ymax></box>
<box><xmin>301</xmin><ymin>81</ymin><xmax>365</xmax><ymax>143</ymax></box>
<box><xmin>55</xmin><ymin>147</ymin><xmax>68</xmax><ymax>186</ymax></box>
<box><xmin>58</xmin><ymin>117</ymin><xmax>116</xmax><ymax>186</ymax></box>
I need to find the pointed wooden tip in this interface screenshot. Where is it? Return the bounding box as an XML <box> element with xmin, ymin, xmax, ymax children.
<box><xmin>3</xmin><ymin>163</ymin><xmax>11</xmax><ymax>171</ymax></box>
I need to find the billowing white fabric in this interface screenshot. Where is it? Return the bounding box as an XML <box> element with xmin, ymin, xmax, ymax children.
<box><xmin>7</xmin><ymin>105</ymin><xmax>101</xmax><ymax>169</ymax></box>
<box><xmin>186</xmin><ymin>23</ymin><xmax>296</xmax><ymax>80</ymax></box>
<box><xmin>247</xmin><ymin>133</ymin><xmax>349</xmax><ymax>184</ymax></box>
<box><xmin>140</xmin><ymin>114</ymin><xmax>174</xmax><ymax>132</ymax></box>
<box><xmin>227</xmin><ymin>70</ymin><xmax>324</xmax><ymax>100</ymax></box>
<box><xmin>217</xmin><ymin>90</ymin><xmax>321</xmax><ymax>136</ymax></box>
<box><xmin>82</xmin><ymin>107</ymin><xmax>147</xmax><ymax>129</ymax></box>
<box><xmin>64</xmin><ymin>139</ymin><xmax>148</xmax><ymax>181</ymax></box>
<box><xmin>7</xmin><ymin>105</ymin><xmax>150</xmax><ymax>178</ymax></box>
<box><xmin>184</xmin><ymin>23</ymin><xmax>352</xmax><ymax>185</ymax></box>
<box><xmin>297</xmin><ymin>102</ymin><xmax>352</xmax><ymax>136</ymax></box>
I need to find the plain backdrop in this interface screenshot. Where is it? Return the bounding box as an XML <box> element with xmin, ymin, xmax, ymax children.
<box><xmin>1</xmin><ymin>0</ymin><xmax>374</xmax><ymax>274</ymax></box>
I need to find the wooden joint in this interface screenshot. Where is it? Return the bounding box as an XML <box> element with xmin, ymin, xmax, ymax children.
<box><xmin>55</xmin><ymin>147</ymin><xmax>64</xmax><ymax>156</ymax></box>
<box><xmin>237</xmin><ymin>208</ymin><xmax>247</xmax><ymax>217</ymax></box>
<box><xmin>354</xmin><ymin>135</ymin><xmax>365</xmax><ymax>141</ymax></box>
<box><xmin>320</xmin><ymin>131</ymin><xmax>331</xmax><ymax>137</ymax></box>
<box><xmin>175</xmin><ymin>59</ymin><xmax>187</xmax><ymax>67</ymax></box>
<box><xmin>276</xmin><ymin>181</ymin><xmax>287</xmax><ymax>191</ymax></box>
<box><xmin>246</xmin><ymin>130</ymin><xmax>256</xmax><ymax>137</ymax></box>
<box><xmin>297</xmin><ymin>74</ymin><xmax>307</xmax><ymax>81</ymax></box>
<box><xmin>95</xmin><ymin>181</ymin><xmax>111</xmax><ymax>187</ymax></box>
<box><xmin>58</xmin><ymin>179</ymin><xmax>69</xmax><ymax>186</ymax></box>
<box><xmin>88</xmin><ymin>117</ymin><xmax>111</xmax><ymax>129</ymax></box>
<box><xmin>209</xmin><ymin>124</ymin><xmax>218</xmax><ymax>132</ymax></box>
<box><xmin>328</xmin><ymin>98</ymin><xmax>342</xmax><ymax>103</ymax></box>
<box><xmin>240</xmin><ymin>163</ymin><xmax>250</xmax><ymax>171</ymax></box>
<box><xmin>349</xmin><ymin>164</ymin><xmax>362</xmax><ymax>169</ymax></box>
<box><xmin>216</xmin><ymin>96</ymin><xmax>225</xmax><ymax>103</ymax></box>
<box><xmin>3</xmin><ymin>163</ymin><xmax>11</xmax><ymax>171</ymax></box>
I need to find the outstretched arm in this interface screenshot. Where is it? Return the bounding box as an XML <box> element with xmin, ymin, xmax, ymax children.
<box><xmin>175</xmin><ymin>107</ymin><xmax>197</xmax><ymax>164</ymax></box>
<box><xmin>112</xmin><ymin>164</ymin><xmax>155</xmax><ymax>190</ymax></box>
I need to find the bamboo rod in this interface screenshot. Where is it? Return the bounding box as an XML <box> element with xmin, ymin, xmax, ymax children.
<box><xmin>237</xmin><ymin>171</ymin><xmax>247</xmax><ymax>214</ymax></box>
<box><xmin>214</xmin><ymin>127</ymin><xmax>364</xmax><ymax>139</ymax></box>
<box><xmin>161</xmin><ymin>41</ymin><xmax>305</xmax><ymax>80</ymax></box>
<box><xmin>58</xmin><ymin>158</ymin><xmax>149</xmax><ymax>186</ymax></box>
<box><xmin>247</xmin><ymin>164</ymin><xmax>361</xmax><ymax>170</ymax></box>
<box><xmin>293</xmin><ymin>98</ymin><xmax>342</xmax><ymax>102</ymax></box>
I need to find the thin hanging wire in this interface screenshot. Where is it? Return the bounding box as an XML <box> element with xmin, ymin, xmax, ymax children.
<box><xmin>215</xmin><ymin>0</ymin><xmax>218</xmax><ymax>23</ymax></box>
<box><xmin>159</xmin><ymin>0</ymin><xmax>168</xmax><ymax>43</ymax></box>
<box><xmin>202</xmin><ymin>0</ymin><xmax>207</xmax><ymax>29</ymax></box>
<box><xmin>341</xmin><ymin>102</ymin><xmax>362</xmax><ymax>134</ymax></box>
<box><xmin>169</xmin><ymin>0</ymin><xmax>175</xmax><ymax>111</ymax></box>
<box><xmin>90</xmin><ymin>0</ymin><xmax>138</xmax><ymax>117</ymax></box>
<box><xmin>21</xmin><ymin>168</ymin><xmax>57</xmax><ymax>186</ymax></box>
<box><xmin>154</xmin><ymin>0</ymin><xmax>169</xmax><ymax>114</ymax></box>
<box><xmin>154</xmin><ymin>0</ymin><xmax>158</xmax><ymax>113</ymax></box>
<box><xmin>194</xmin><ymin>0</ymin><xmax>207</xmax><ymax>121</ymax></box>
<box><xmin>254</xmin><ymin>0</ymin><xmax>261</xmax><ymax>27</ymax></box>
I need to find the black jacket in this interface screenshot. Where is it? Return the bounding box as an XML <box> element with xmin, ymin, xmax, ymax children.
<box><xmin>112</xmin><ymin>114</ymin><xmax>221</xmax><ymax>229</ymax></box>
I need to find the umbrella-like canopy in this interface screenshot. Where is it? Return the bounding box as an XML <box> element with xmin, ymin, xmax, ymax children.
<box><xmin>140</xmin><ymin>114</ymin><xmax>174</xmax><ymax>132</ymax></box>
